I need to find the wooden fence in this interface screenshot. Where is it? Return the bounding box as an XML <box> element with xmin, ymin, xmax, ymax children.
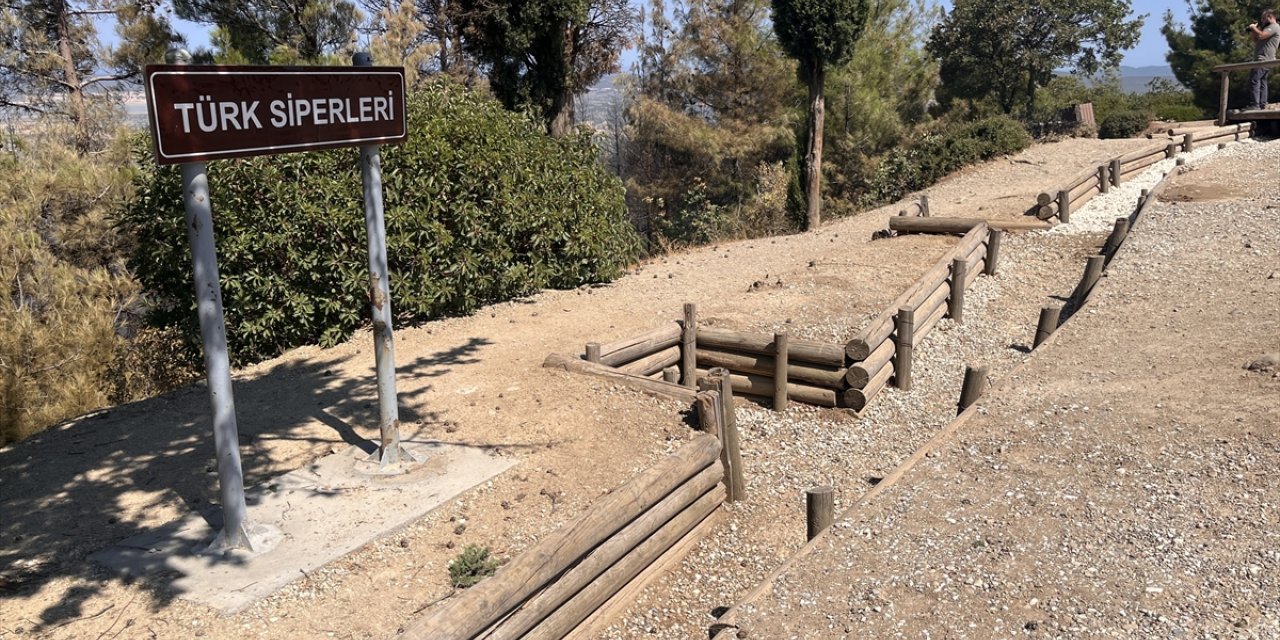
<box><xmin>1033</xmin><ymin>123</ymin><xmax>1252</xmax><ymax>222</ymax></box>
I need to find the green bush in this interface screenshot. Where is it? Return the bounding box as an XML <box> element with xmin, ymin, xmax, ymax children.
<box><xmin>1098</xmin><ymin>111</ymin><xmax>1149</xmax><ymax>139</ymax></box>
<box><xmin>861</xmin><ymin>115</ymin><xmax>1030</xmax><ymax>205</ymax></box>
<box><xmin>121</xmin><ymin>80</ymin><xmax>641</xmax><ymax>367</ymax></box>
<box><xmin>448</xmin><ymin>545</ymin><xmax>501</xmax><ymax>588</ymax></box>
<box><xmin>1154</xmin><ymin>105</ymin><xmax>1205</xmax><ymax>123</ymax></box>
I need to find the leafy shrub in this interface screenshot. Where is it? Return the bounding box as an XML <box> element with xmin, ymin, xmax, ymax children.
<box><xmin>1098</xmin><ymin>111</ymin><xmax>1150</xmax><ymax>139</ymax></box>
<box><xmin>861</xmin><ymin>115</ymin><xmax>1030</xmax><ymax>205</ymax></box>
<box><xmin>449</xmin><ymin>545</ymin><xmax>500</xmax><ymax>588</ymax></box>
<box><xmin>121</xmin><ymin>80</ymin><xmax>641</xmax><ymax>367</ymax></box>
<box><xmin>1154</xmin><ymin>105</ymin><xmax>1205</xmax><ymax>123</ymax></box>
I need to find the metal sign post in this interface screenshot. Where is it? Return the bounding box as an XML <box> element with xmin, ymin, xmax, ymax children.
<box><xmin>352</xmin><ymin>52</ymin><xmax>410</xmax><ymax>469</ymax></box>
<box><xmin>165</xmin><ymin>49</ymin><xmax>272</xmax><ymax>554</ymax></box>
<box><xmin>146</xmin><ymin>51</ymin><xmax>411</xmax><ymax>552</ymax></box>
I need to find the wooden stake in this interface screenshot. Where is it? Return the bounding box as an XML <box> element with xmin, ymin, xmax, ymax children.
<box><xmin>948</xmin><ymin>257</ymin><xmax>967</xmax><ymax>323</ymax></box>
<box><xmin>773</xmin><ymin>332</ymin><xmax>789</xmax><ymax>411</ymax></box>
<box><xmin>1034</xmin><ymin>306</ymin><xmax>1061</xmax><ymax>349</ymax></box>
<box><xmin>1165</xmin><ymin>142</ymin><xmax>1178</xmax><ymax>158</ymax></box>
<box><xmin>1073</xmin><ymin>256</ymin><xmax>1106</xmax><ymax>306</ymax></box>
<box><xmin>1102</xmin><ymin>217</ymin><xmax>1130</xmax><ymax>262</ymax></box>
<box><xmin>919</xmin><ymin>194</ymin><xmax>930</xmax><ymax>217</ymax></box>
<box><xmin>681</xmin><ymin>303</ymin><xmax>697</xmax><ymax>388</ymax></box>
<box><xmin>984</xmin><ymin>228</ymin><xmax>1002</xmax><ymax>276</ymax></box>
<box><xmin>709</xmin><ymin>367</ymin><xmax>746</xmax><ymax>502</ymax></box>
<box><xmin>1098</xmin><ymin>165</ymin><xmax>1109</xmax><ymax>194</ymax></box>
<box><xmin>1183</xmin><ymin>132</ymin><xmax>1194</xmax><ymax>152</ymax></box>
<box><xmin>662</xmin><ymin>367</ymin><xmax>680</xmax><ymax>384</ymax></box>
<box><xmin>957</xmin><ymin>365</ymin><xmax>990</xmax><ymax>415</ymax></box>
<box><xmin>805</xmin><ymin>486</ymin><xmax>835</xmax><ymax>541</ymax></box>
<box><xmin>1057</xmin><ymin>189</ymin><xmax>1071</xmax><ymax>223</ymax></box>
<box><xmin>586</xmin><ymin>342</ymin><xmax>602</xmax><ymax>363</ymax></box>
<box><xmin>1110</xmin><ymin>158</ymin><xmax>1122</xmax><ymax>186</ymax></box>
<box><xmin>894</xmin><ymin>307</ymin><xmax>915</xmax><ymax>390</ymax></box>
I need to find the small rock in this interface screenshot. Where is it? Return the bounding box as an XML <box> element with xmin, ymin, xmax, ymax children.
<box><xmin>1244</xmin><ymin>353</ymin><xmax>1279</xmax><ymax>372</ymax></box>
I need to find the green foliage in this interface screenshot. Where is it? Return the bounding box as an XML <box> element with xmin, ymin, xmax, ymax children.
<box><xmin>862</xmin><ymin>116</ymin><xmax>1031</xmax><ymax>205</ymax></box>
<box><xmin>122</xmin><ymin>80</ymin><xmax>640</xmax><ymax>368</ymax></box>
<box><xmin>626</xmin><ymin>0</ymin><xmax>799</xmax><ymax>247</ymax></box>
<box><xmin>771</xmin><ymin>0</ymin><xmax>870</xmax><ymax>74</ymax></box>
<box><xmin>448</xmin><ymin>545</ymin><xmax>500</xmax><ymax>588</ymax></box>
<box><xmin>1164</xmin><ymin>3</ymin><xmax>1274</xmax><ymax>112</ymax></box>
<box><xmin>929</xmin><ymin>0</ymin><xmax>1143</xmax><ymax>116</ymax></box>
<box><xmin>455</xmin><ymin>0</ymin><xmax>634</xmax><ymax>135</ymax></box>
<box><xmin>1098</xmin><ymin>110</ymin><xmax>1149</xmax><ymax>138</ymax></box>
<box><xmin>0</xmin><ymin>124</ymin><xmax>145</xmax><ymax>446</ymax></box>
<box><xmin>1154</xmin><ymin>104</ymin><xmax>1205</xmax><ymax>122</ymax></box>
<box><xmin>174</xmin><ymin>0</ymin><xmax>361</xmax><ymax>63</ymax></box>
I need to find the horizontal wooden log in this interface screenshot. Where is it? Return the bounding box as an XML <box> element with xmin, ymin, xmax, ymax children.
<box><xmin>1121</xmin><ymin>152</ymin><xmax>1164</xmax><ymax>177</ymax></box>
<box><xmin>915</xmin><ymin>277</ymin><xmax>950</xmax><ymax>322</ymax></box>
<box><xmin>406</xmin><ymin>435</ymin><xmax>721</xmax><ymax>640</ymax></box>
<box><xmin>845</xmin><ymin>336</ymin><xmax>893</xmax><ymax>389</ymax></box>
<box><xmin>696</xmin><ymin>348</ymin><xmax>846</xmax><ymax>390</ymax></box>
<box><xmin>913</xmin><ymin>295</ymin><xmax>949</xmax><ymax>346</ymax></box>
<box><xmin>1036</xmin><ymin>202</ymin><xmax>1059</xmax><ymax>220</ymax></box>
<box><xmin>845</xmin><ymin>362</ymin><xmax>894</xmax><ymax>412</ymax></box>
<box><xmin>523</xmin><ymin>486</ymin><xmax>725</xmax><ymax>640</ymax></box>
<box><xmin>847</xmin><ymin>224</ymin><xmax>988</xmax><ymax>360</ymax></box>
<box><xmin>697</xmin><ymin>327</ymin><xmax>845</xmax><ymax>367</ymax></box>
<box><xmin>618</xmin><ymin>346</ymin><xmax>681</xmax><ymax>377</ymax></box>
<box><xmin>543</xmin><ymin>353</ymin><xmax>699</xmax><ymax>404</ymax></box>
<box><xmin>965</xmin><ymin>257</ymin><xmax>986</xmax><ymax>289</ymax></box>
<box><xmin>489</xmin><ymin>464</ymin><xmax>723</xmax><ymax>640</ymax></box>
<box><xmin>889</xmin><ymin>217</ymin><xmax>1050</xmax><ymax>234</ymax></box>
<box><xmin>1116</xmin><ymin>143</ymin><xmax>1169</xmax><ymax>164</ymax></box>
<box><xmin>1069</xmin><ymin>179</ymin><xmax>1098</xmax><ymax>204</ymax></box>
<box><xmin>1062</xmin><ymin>164</ymin><xmax>1101</xmax><ymax>192</ymax></box>
<box><xmin>1036</xmin><ymin>191</ymin><xmax>1053</xmax><ymax>207</ymax></box>
<box><xmin>598</xmin><ymin>324</ymin><xmax>682</xmax><ymax>367</ymax></box>
<box><xmin>697</xmin><ymin>369</ymin><xmax>849</xmax><ymax>408</ymax></box>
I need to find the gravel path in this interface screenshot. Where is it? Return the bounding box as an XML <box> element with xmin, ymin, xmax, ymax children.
<box><xmin>711</xmin><ymin>139</ymin><xmax>1280</xmax><ymax>638</ymax></box>
<box><xmin>606</xmin><ymin>138</ymin><xmax>1261</xmax><ymax>639</ymax></box>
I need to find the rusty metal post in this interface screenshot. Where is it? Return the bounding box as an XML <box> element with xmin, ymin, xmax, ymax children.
<box><xmin>355</xmin><ymin>51</ymin><xmax>405</xmax><ymax>469</ymax></box>
<box><xmin>169</xmin><ymin>48</ymin><xmax>271</xmax><ymax>555</ymax></box>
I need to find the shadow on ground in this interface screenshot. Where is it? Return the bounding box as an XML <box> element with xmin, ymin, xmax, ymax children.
<box><xmin>0</xmin><ymin>336</ymin><xmax>490</xmax><ymax>629</ymax></box>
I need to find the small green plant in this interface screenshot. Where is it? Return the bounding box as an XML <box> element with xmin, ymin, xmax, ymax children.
<box><xmin>449</xmin><ymin>544</ymin><xmax>501</xmax><ymax>588</ymax></box>
<box><xmin>1098</xmin><ymin>111</ymin><xmax>1149</xmax><ymax>139</ymax></box>
<box><xmin>1153</xmin><ymin>105</ymin><xmax>1204</xmax><ymax>123</ymax></box>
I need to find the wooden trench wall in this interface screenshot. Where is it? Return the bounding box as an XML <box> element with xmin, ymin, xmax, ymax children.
<box><xmin>1033</xmin><ymin>123</ymin><xmax>1253</xmax><ymax>222</ymax></box>
<box><xmin>401</xmin><ymin>130</ymin><xmax>1237</xmax><ymax>639</ymax></box>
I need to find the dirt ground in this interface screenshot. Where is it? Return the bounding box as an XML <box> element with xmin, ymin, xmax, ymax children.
<box><xmin>0</xmin><ymin>135</ymin><xmax>1151</xmax><ymax>640</ymax></box>
<box><xmin>715</xmin><ymin>143</ymin><xmax>1280</xmax><ymax>638</ymax></box>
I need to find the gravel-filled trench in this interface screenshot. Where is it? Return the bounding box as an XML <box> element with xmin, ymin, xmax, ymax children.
<box><xmin>604</xmin><ymin>139</ymin><xmax>1257</xmax><ymax>639</ymax></box>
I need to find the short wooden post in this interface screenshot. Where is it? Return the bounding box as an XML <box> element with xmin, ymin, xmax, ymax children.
<box><xmin>1176</xmin><ymin>157</ymin><xmax>1186</xmax><ymax>167</ymax></box>
<box><xmin>1218</xmin><ymin>142</ymin><xmax>1228</xmax><ymax>150</ymax></box>
<box><xmin>919</xmin><ymin>194</ymin><xmax>931</xmax><ymax>217</ymax></box>
<box><xmin>894</xmin><ymin>307</ymin><xmax>915</xmax><ymax>390</ymax></box>
<box><xmin>957</xmin><ymin>365</ymin><xmax>990</xmax><ymax>415</ymax></box>
<box><xmin>1218</xmin><ymin>71</ymin><xmax>1230</xmax><ymax>126</ymax></box>
<box><xmin>1098</xmin><ymin>164</ymin><xmax>1109</xmax><ymax>194</ymax></box>
<box><xmin>1057</xmin><ymin>189</ymin><xmax>1071</xmax><ymax>223</ymax></box>
<box><xmin>681</xmin><ymin>303</ymin><xmax>697</xmax><ymax>388</ymax></box>
<box><xmin>1073</xmin><ymin>256</ymin><xmax>1106</xmax><ymax>305</ymax></box>
<box><xmin>695</xmin><ymin>390</ymin><xmax>722</xmax><ymax>440</ymax></box>
<box><xmin>1034</xmin><ymin>306</ymin><xmax>1061</xmax><ymax>349</ymax></box>
<box><xmin>1102</xmin><ymin>217</ymin><xmax>1130</xmax><ymax>262</ymax></box>
<box><xmin>805</xmin><ymin>486</ymin><xmax>835</xmax><ymax>541</ymax></box>
<box><xmin>1182</xmin><ymin>132</ymin><xmax>1194</xmax><ymax>152</ymax></box>
<box><xmin>709</xmin><ymin>367</ymin><xmax>746</xmax><ymax>502</ymax></box>
<box><xmin>948</xmin><ymin>257</ymin><xmax>967</xmax><ymax>323</ymax></box>
<box><xmin>1165</xmin><ymin>142</ymin><xmax>1178</xmax><ymax>159</ymax></box>
<box><xmin>585</xmin><ymin>342</ymin><xmax>602</xmax><ymax>363</ymax></box>
<box><xmin>984</xmin><ymin>228</ymin><xmax>1002</xmax><ymax>276</ymax></box>
<box><xmin>662</xmin><ymin>367</ymin><xmax>680</xmax><ymax>384</ymax></box>
<box><xmin>1110</xmin><ymin>158</ymin><xmax>1122</xmax><ymax>186</ymax></box>
<box><xmin>773</xmin><ymin>332</ymin><xmax>789</xmax><ymax>411</ymax></box>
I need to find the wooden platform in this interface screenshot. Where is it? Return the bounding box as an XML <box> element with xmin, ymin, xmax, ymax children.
<box><xmin>1225</xmin><ymin>107</ymin><xmax>1280</xmax><ymax>121</ymax></box>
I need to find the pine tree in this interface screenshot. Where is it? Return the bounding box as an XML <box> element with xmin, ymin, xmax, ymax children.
<box><xmin>455</xmin><ymin>0</ymin><xmax>636</xmax><ymax>136</ymax></box>
<box><xmin>772</xmin><ymin>0</ymin><xmax>870</xmax><ymax>230</ymax></box>
<box><xmin>1164</xmin><ymin>2</ymin><xmax>1272</xmax><ymax>112</ymax></box>
<box><xmin>174</xmin><ymin>0</ymin><xmax>361</xmax><ymax>63</ymax></box>
<box><xmin>369</xmin><ymin>0</ymin><xmax>437</xmax><ymax>86</ymax></box>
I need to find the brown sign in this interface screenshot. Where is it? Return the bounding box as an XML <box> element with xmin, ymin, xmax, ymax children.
<box><xmin>145</xmin><ymin>65</ymin><xmax>407</xmax><ymax>164</ymax></box>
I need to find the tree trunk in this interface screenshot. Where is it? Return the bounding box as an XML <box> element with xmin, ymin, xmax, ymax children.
<box><xmin>549</xmin><ymin>90</ymin><xmax>576</xmax><ymax>137</ymax></box>
<box><xmin>54</xmin><ymin>0</ymin><xmax>87</xmax><ymax>147</ymax></box>
<box><xmin>803</xmin><ymin>64</ymin><xmax>826</xmax><ymax>231</ymax></box>
<box><xmin>546</xmin><ymin>20</ymin><xmax>575</xmax><ymax>137</ymax></box>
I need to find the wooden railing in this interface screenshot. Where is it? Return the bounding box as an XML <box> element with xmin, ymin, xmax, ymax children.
<box><xmin>1212</xmin><ymin>59</ymin><xmax>1280</xmax><ymax>124</ymax></box>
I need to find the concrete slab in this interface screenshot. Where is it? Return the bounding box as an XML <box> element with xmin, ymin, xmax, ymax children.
<box><xmin>90</xmin><ymin>440</ymin><xmax>517</xmax><ymax>613</ymax></box>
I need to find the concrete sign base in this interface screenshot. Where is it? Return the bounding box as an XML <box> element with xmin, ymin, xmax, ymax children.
<box><xmin>90</xmin><ymin>441</ymin><xmax>517</xmax><ymax>614</ymax></box>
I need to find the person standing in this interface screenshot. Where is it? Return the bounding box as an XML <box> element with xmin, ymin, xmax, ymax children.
<box><xmin>1247</xmin><ymin>9</ymin><xmax>1280</xmax><ymax>110</ymax></box>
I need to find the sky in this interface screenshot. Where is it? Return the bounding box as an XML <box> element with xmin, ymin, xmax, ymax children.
<box><xmin>130</xmin><ymin>0</ymin><xmax>1192</xmax><ymax>70</ymax></box>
